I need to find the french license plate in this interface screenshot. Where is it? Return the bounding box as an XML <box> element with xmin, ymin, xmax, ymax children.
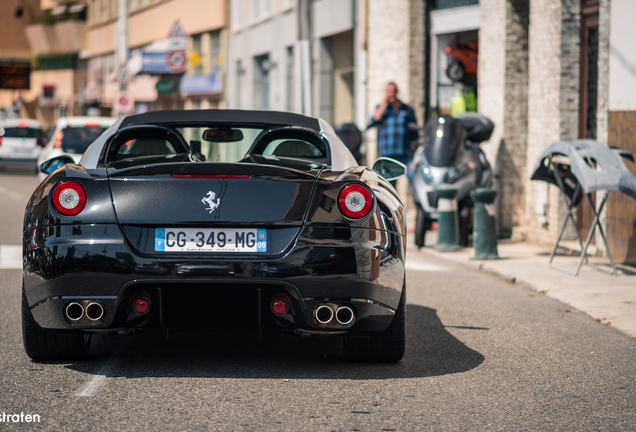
<box><xmin>155</xmin><ymin>228</ymin><xmax>267</xmax><ymax>253</ymax></box>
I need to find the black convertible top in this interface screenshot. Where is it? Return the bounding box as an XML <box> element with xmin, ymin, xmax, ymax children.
<box><xmin>120</xmin><ymin>109</ymin><xmax>321</xmax><ymax>131</ymax></box>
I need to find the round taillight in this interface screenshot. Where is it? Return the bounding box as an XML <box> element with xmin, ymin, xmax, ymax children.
<box><xmin>51</xmin><ymin>181</ymin><xmax>86</xmax><ymax>216</ymax></box>
<box><xmin>338</xmin><ymin>184</ymin><xmax>373</xmax><ymax>219</ymax></box>
<box><xmin>272</xmin><ymin>299</ymin><xmax>288</xmax><ymax>315</ymax></box>
<box><xmin>134</xmin><ymin>297</ymin><xmax>150</xmax><ymax>314</ymax></box>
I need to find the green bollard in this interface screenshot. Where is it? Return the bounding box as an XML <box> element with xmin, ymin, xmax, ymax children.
<box><xmin>470</xmin><ymin>188</ymin><xmax>499</xmax><ymax>260</ymax></box>
<box><xmin>435</xmin><ymin>187</ymin><xmax>462</xmax><ymax>251</ymax></box>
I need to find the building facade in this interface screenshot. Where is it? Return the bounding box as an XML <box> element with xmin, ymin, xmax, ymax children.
<box><xmin>478</xmin><ymin>0</ymin><xmax>636</xmax><ymax>264</ymax></box>
<box><xmin>85</xmin><ymin>0</ymin><xmax>227</xmax><ymax>116</ymax></box>
<box><xmin>226</xmin><ymin>0</ymin><xmax>366</xmax><ymax>132</ymax></box>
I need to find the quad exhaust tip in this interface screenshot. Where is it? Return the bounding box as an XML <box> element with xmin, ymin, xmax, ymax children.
<box><xmin>65</xmin><ymin>302</ymin><xmax>84</xmax><ymax>321</ymax></box>
<box><xmin>314</xmin><ymin>303</ymin><xmax>355</xmax><ymax>326</ymax></box>
<box><xmin>86</xmin><ymin>302</ymin><xmax>105</xmax><ymax>321</ymax></box>
<box><xmin>335</xmin><ymin>306</ymin><xmax>354</xmax><ymax>325</ymax></box>
<box><xmin>314</xmin><ymin>305</ymin><xmax>334</xmax><ymax>324</ymax></box>
<box><xmin>65</xmin><ymin>300</ymin><xmax>106</xmax><ymax>322</ymax></box>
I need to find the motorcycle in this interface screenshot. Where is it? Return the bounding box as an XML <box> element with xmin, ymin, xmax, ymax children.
<box><xmin>409</xmin><ymin>113</ymin><xmax>495</xmax><ymax>248</ymax></box>
<box><xmin>445</xmin><ymin>40</ymin><xmax>478</xmax><ymax>82</ymax></box>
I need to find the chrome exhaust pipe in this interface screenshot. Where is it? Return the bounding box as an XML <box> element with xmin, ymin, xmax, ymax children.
<box><xmin>65</xmin><ymin>302</ymin><xmax>84</xmax><ymax>321</ymax></box>
<box><xmin>335</xmin><ymin>306</ymin><xmax>355</xmax><ymax>325</ymax></box>
<box><xmin>314</xmin><ymin>305</ymin><xmax>334</xmax><ymax>324</ymax></box>
<box><xmin>85</xmin><ymin>302</ymin><xmax>105</xmax><ymax>321</ymax></box>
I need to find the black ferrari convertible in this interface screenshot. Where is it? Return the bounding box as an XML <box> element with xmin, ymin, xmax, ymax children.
<box><xmin>22</xmin><ymin>110</ymin><xmax>407</xmax><ymax>362</ymax></box>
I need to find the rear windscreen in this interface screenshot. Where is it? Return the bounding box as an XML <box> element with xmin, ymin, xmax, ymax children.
<box><xmin>61</xmin><ymin>126</ymin><xmax>108</xmax><ymax>154</ymax></box>
<box><xmin>0</xmin><ymin>127</ymin><xmax>41</xmax><ymax>139</ymax></box>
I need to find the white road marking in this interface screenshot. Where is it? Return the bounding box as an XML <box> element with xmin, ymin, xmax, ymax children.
<box><xmin>0</xmin><ymin>245</ymin><xmax>22</xmax><ymax>269</ymax></box>
<box><xmin>76</xmin><ymin>359</ymin><xmax>118</xmax><ymax>397</ymax></box>
<box><xmin>405</xmin><ymin>261</ymin><xmax>449</xmax><ymax>272</ymax></box>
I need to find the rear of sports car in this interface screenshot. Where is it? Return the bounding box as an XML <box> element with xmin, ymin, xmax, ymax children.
<box><xmin>22</xmin><ymin>114</ymin><xmax>407</xmax><ymax>363</ymax></box>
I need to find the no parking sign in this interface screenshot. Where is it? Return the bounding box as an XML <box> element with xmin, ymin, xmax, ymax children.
<box><xmin>114</xmin><ymin>90</ymin><xmax>134</xmax><ymax>115</ymax></box>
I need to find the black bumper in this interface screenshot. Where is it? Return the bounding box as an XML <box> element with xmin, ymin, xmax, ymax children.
<box><xmin>23</xmin><ymin>224</ymin><xmax>405</xmax><ymax>334</ymax></box>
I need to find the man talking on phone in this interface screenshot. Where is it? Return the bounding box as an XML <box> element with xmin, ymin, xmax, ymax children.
<box><xmin>368</xmin><ymin>81</ymin><xmax>418</xmax><ymax>186</ymax></box>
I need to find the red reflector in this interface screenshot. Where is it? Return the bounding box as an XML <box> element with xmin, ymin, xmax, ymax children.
<box><xmin>17</xmin><ymin>121</ymin><xmax>28</xmax><ymax>128</ymax></box>
<box><xmin>338</xmin><ymin>184</ymin><xmax>373</xmax><ymax>219</ymax></box>
<box><xmin>133</xmin><ymin>297</ymin><xmax>150</xmax><ymax>314</ymax></box>
<box><xmin>85</xmin><ymin>122</ymin><xmax>100</xmax><ymax>127</ymax></box>
<box><xmin>172</xmin><ymin>174</ymin><xmax>250</xmax><ymax>179</ymax></box>
<box><xmin>272</xmin><ymin>299</ymin><xmax>288</xmax><ymax>315</ymax></box>
<box><xmin>51</xmin><ymin>181</ymin><xmax>86</xmax><ymax>216</ymax></box>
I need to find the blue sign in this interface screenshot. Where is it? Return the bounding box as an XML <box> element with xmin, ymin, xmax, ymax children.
<box><xmin>180</xmin><ymin>74</ymin><xmax>222</xmax><ymax>94</ymax></box>
<box><xmin>141</xmin><ymin>52</ymin><xmax>171</xmax><ymax>73</ymax></box>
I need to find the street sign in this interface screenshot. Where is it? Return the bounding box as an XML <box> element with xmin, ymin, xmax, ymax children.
<box><xmin>116</xmin><ymin>66</ymin><xmax>133</xmax><ymax>84</ymax></box>
<box><xmin>166</xmin><ymin>50</ymin><xmax>187</xmax><ymax>73</ymax></box>
<box><xmin>155</xmin><ymin>80</ymin><xmax>178</xmax><ymax>94</ymax></box>
<box><xmin>167</xmin><ymin>20</ymin><xmax>188</xmax><ymax>38</ymax></box>
<box><xmin>114</xmin><ymin>90</ymin><xmax>134</xmax><ymax>115</ymax></box>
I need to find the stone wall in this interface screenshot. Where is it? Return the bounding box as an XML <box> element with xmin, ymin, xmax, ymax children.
<box><xmin>366</xmin><ymin>0</ymin><xmax>414</xmax><ymax>164</ymax></box>
<box><xmin>409</xmin><ymin>0</ymin><xmax>426</xmax><ymax>128</ymax></box>
<box><xmin>519</xmin><ymin>0</ymin><xmax>581</xmax><ymax>244</ymax></box>
<box><xmin>478</xmin><ymin>0</ymin><xmax>507</xmax><ymax>232</ymax></box>
<box><xmin>501</xmin><ymin>0</ymin><xmax>530</xmax><ymax>236</ymax></box>
<box><xmin>479</xmin><ymin>0</ymin><xmax>529</xmax><ymax>238</ymax></box>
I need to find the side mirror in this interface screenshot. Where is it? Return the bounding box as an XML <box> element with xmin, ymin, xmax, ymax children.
<box><xmin>372</xmin><ymin>157</ymin><xmax>406</xmax><ymax>181</ymax></box>
<box><xmin>40</xmin><ymin>155</ymin><xmax>74</xmax><ymax>175</ymax></box>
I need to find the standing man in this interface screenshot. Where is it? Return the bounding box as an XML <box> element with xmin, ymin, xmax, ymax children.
<box><xmin>368</xmin><ymin>81</ymin><xmax>418</xmax><ymax>184</ymax></box>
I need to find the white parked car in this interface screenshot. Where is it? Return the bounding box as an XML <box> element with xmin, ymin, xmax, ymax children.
<box><xmin>38</xmin><ymin>116</ymin><xmax>117</xmax><ymax>181</ymax></box>
<box><xmin>0</xmin><ymin>119</ymin><xmax>45</xmax><ymax>165</ymax></box>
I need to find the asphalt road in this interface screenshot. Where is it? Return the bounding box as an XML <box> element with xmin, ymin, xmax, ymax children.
<box><xmin>1</xmin><ymin>169</ymin><xmax>635</xmax><ymax>431</ymax></box>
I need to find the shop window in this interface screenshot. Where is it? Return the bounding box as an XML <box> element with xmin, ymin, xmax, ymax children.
<box><xmin>192</xmin><ymin>34</ymin><xmax>203</xmax><ymax>75</ymax></box>
<box><xmin>232</xmin><ymin>0</ymin><xmax>243</xmax><ymax>30</ymax></box>
<box><xmin>286</xmin><ymin>46</ymin><xmax>294</xmax><ymax>112</ymax></box>
<box><xmin>431</xmin><ymin>0</ymin><xmax>479</xmax><ymax>10</ymax></box>
<box><xmin>435</xmin><ymin>30</ymin><xmax>478</xmax><ymax>116</ymax></box>
<box><xmin>210</xmin><ymin>32</ymin><xmax>221</xmax><ymax>74</ymax></box>
<box><xmin>253</xmin><ymin>54</ymin><xmax>270</xmax><ymax>110</ymax></box>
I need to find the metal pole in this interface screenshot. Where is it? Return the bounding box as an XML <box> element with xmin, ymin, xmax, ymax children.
<box><xmin>115</xmin><ymin>0</ymin><xmax>128</xmax><ymax>117</ymax></box>
<box><xmin>297</xmin><ymin>0</ymin><xmax>312</xmax><ymax>116</ymax></box>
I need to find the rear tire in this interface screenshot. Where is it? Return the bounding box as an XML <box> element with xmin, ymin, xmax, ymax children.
<box><xmin>344</xmin><ymin>283</ymin><xmax>406</xmax><ymax>362</ymax></box>
<box><xmin>446</xmin><ymin>57</ymin><xmax>465</xmax><ymax>82</ymax></box>
<box><xmin>22</xmin><ymin>284</ymin><xmax>90</xmax><ymax>361</ymax></box>
<box><xmin>415</xmin><ymin>206</ymin><xmax>429</xmax><ymax>249</ymax></box>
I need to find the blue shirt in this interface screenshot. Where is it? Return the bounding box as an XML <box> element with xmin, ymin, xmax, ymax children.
<box><xmin>369</xmin><ymin>102</ymin><xmax>418</xmax><ymax>158</ymax></box>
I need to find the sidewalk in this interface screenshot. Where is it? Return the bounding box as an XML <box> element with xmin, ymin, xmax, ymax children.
<box><xmin>406</xmin><ymin>231</ymin><xmax>636</xmax><ymax>338</ymax></box>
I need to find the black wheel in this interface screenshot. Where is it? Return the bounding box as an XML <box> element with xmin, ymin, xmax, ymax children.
<box><xmin>446</xmin><ymin>57</ymin><xmax>465</xmax><ymax>82</ymax></box>
<box><xmin>415</xmin><ymin>206</ymin><xmax>429</xmax><ymax>249</ymax></box>
<box><xmin>344</xmin><ymin>282</ymin><xmax>406</xmax><ymax>362</ymax></box>
<box><xmin>22</xmin><ymin>283</ymin><xmax>90</xmax><ymax>361</ymax></box>
<box><xmin>458</xmin><ymin>202</ymin><xmax>473</xmax><ymax>247</ymax></box>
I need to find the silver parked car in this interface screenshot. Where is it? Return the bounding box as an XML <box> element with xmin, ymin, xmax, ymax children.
<box><xmin>0</xmin><ymin>119</ymin><xmax>45</xmax><ymax>165</ymax></box>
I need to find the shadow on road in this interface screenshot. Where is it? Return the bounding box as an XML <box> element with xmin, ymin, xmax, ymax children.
<box><xmin>64</xmin><ymin>304</ymin><xmax>485</xmax><ymax>380</ymax></box>
<box><xmin>0</xmin><ymin>162</ymin><xmax>39</xmax><ymax>175</ymax></box>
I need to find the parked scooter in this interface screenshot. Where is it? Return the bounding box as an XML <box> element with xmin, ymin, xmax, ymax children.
<box><xmin>410</xmin><ymin>113</ymin><xmax>495</xmax><ymax>248</ymax></box>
